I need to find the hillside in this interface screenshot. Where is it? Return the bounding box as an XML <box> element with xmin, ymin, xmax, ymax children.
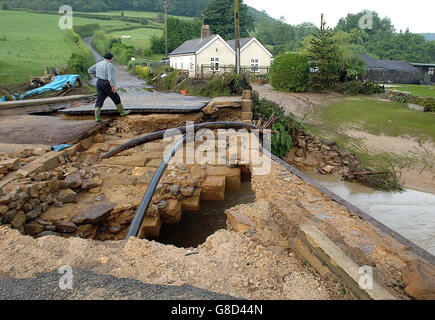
<box><xmin>5</xmin><ymin>0</ymin><xmax>276</xmax><ymax>24</ymax></box>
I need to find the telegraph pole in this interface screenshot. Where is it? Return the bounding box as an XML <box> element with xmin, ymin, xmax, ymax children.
<box><xmin>234</xmin><ymin>0</ymin><xmax>241</xmax><ymax>74</ymax></box>
<box><xmin>163</xmin><ymin>1</ymin><xmax>169</xmax><ymax>58</ymax></box>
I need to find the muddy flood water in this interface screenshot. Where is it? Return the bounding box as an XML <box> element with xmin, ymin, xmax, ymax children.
<box><xmin>305</xmin><ymin>173</ymin><xmax>435</xmax><ymax>255</ymax></box>
<box><xmin>152</xmin><ymin>182</ymin><xmax>256</xmax><ymax>248</ymax></box>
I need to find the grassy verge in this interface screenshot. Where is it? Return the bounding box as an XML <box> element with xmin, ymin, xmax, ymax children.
<box><xmin>387</xmin><ymin>84</ymin><xmax>435</xmax><ymax>98</ymax></box>
<box><xmin>305</xmin><ymin>96</ymin><xmax>435</xmax><ymax>189</ymax></box>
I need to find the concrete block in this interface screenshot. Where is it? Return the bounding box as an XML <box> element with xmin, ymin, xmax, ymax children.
<box><xmin>201</xmin><ymin>176</ymin><xmax>225</xmax><ymax>201</ymax></box>
<box><xmin>296</xmin><ymin>224</ymin><xmax>396</xmax><ymax>300</ymax></box>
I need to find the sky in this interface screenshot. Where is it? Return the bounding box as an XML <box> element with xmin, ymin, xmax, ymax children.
<box><xmin>244</xmin><ymin>0</ymin><xmax>435</xmax><ymax>33</ymax></box>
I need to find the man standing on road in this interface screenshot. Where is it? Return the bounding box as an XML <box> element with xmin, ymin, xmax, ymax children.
<box><xmin>88</xmin><ymin>53</ymin><xmax>130</xmax><ymax>123</ymax></box>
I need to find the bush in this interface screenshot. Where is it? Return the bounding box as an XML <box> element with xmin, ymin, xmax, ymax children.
<box><xmin>1</xmin><ymin>2</ymin><xmax>10</xmax><ymax>10</ymax></box>
<box><xmin>91</xmin><ymin>31</ymin><xmax>133</xmax><ymax>65</ymax></box>
<box><xmin>73</xmin><ymin>23</ymin><xmax>100</xmax><ymax>38</ymax></box>
<box><xmin>254</xmin><ymin>98</ymin><xmax>301</xmax><ymax>158</ymax></box>
<box><xmin>270</xmin><ymin>53</ymin><xmax>309</xmax><ymax>92</ymax></box>
<box><xmin>135</xmin><ymin>65</ymin><xmax>152</xmax><ymax>82</ymax></box>
<box><xmin>336</xmin><ymin>80</ymin><xmax>385</xmax><ymax>95</ymax></box>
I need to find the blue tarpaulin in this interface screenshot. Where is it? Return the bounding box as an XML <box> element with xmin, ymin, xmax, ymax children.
<box><xmin>0</xmin><ymin>74</ymin><xmax>80</xmax><ymax>102</ymax></box>
<box><xmin>52</xmin><ymin>144</ymin><xmax>72</xmax><ymax>152</ymax></box>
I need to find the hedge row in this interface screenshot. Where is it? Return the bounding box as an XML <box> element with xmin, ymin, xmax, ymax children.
<box><xmin>64</xmin><ymin>30</ymin><xmax>95</xmax><ymax>77</ymax></box>
<box><xmin>91</xmin><ymin>31</ymin><xmax>134</xmax><ymax>66</ymax></box>
<box><xmin>269</xmin><ymin>53</ymin><xmax>309</xmax><ymax>92</ymax></box>
<box><xmin>388</xmin><ymin>90</ymin><xmax>435</xmax><ymax>112</ymax></box>
<box><xmin>335</xmin><ymin>80</ymin><xmax>385</xmax><ymax>95</ymax></box>
<box><xmin>73</xmin><ymin>23</ymin><xmax>100</xmax><ymax>38</ymax></box>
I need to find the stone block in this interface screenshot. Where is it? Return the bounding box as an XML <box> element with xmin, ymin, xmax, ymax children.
<box><xmin>225</xmin><ymin>209</ymin><xmax>256</xmax><ymax>233</ymax></box>
<box><xmin>242</xmin><ymin>112</ymin><xmax>253</xmax><ymax>121</ymax></box>
<box><xmin>205</xmin><ymin>166</ymin><xmax>241</xmax><ymax>191</ymax></box>
<box><xmin>296</xmin><ymin>224</ymin><xmax>396</xmax><ymax>300</ymax></box>
<box><xmin>201</xmin><ymin>176</ymin><xmax>225</xmax><ymax>201</ymax></box>
<box><xmin>138</xmin><ymin>215</ymin><xmax>162</xmax><ymax>238</ymax></box>
<box><xmin>241</xmin><ymin>99</ymin><xmax>253</xmax><ymax>112</ymax></box>
<box><xmin>181</xmin><ymin>194</ymin><xmax>200</xmax><ymax>212</ymax></box>
<box><xmin>160</xmin><ymin>199</ymin><xmax>182</xmax><ymax>224</ymax></box>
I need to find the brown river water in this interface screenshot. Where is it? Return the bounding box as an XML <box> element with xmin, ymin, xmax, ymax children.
<box><xmin>305</xmin><ymin>173</ymin><xmax>435</xmax><ymax>255</ymax></box>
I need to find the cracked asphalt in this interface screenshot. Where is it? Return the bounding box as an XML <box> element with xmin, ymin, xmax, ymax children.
<box><xmin>0</xmin><ymin>269</ymin><xmax>238</xmax><ymax>300</ymax></box>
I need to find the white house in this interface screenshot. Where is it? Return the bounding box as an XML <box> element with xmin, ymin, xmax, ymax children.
<box><xmin>169</xmin><ymin>25</ymin><xmax>273</xmax><ymax>77</ymax></box>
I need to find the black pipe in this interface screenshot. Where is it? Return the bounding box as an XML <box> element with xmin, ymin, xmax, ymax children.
<box><xmin>126</xmin><ymin>134</ymin><xmax>187</xmax><ymax>239</ymax></box>
<box><xmin>103</xmin><ymin>122</ymin><xmax>261</xmax><ymax>160</ymax></box>
<box><xmin>124</xmin><ymin>122</ymin><xmax>266</xmax><ymax>239</ymax></box>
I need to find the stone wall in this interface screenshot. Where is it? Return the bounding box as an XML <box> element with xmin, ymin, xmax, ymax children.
<box><xmin>287</xmin><ymin>131</ymin><xmax>362</xmax><ymax>180</ymax></box>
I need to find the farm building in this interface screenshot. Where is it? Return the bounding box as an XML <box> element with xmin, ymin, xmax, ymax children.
<box><xmin>410</xmin><ymin>63</ymin><xmax>435</xmax><ymax>84</ymax></box>
<box><xmin>169</xmin><ymin>25</ymin><xmax>273</xmax><ymax>77</ymax></box>
<box><xmin>359</xmin><ymin>54</ymin><xmax>421</xmax><ymax>84</ymax></box>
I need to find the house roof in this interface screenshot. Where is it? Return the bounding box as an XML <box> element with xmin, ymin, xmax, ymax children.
<box><xmin>169</xmin><ymin>35</ymin><xmax>218</xmax><ymax>56</ymax></box>
<box><xmin>170</xmin><ymin>35</ymin><xmax>272</xmax><ymax>57</ymax></box>
<box><xmin>358</xmin><ymin>54</ymin><xmax>419</xmax><ymax>72</ymax></box>
<box><xmin>226</xmin><ymin>37</ymin><xmax>254</xmax><ymax>51</ymax></box>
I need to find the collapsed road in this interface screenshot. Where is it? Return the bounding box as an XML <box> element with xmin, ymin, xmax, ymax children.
<box><xmin>0</xmin><ymin>43</ymin><xmax>433</xmax><ymax>300</ymax></box>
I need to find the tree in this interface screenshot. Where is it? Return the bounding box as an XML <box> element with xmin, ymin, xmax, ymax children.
<box><xmin>202</xmin><ymin>0</ymin><xmax>254</xmax><ymax>40</ymax></box>
<box><xmin>306</xmin><ymin>14</ymin><xmax>342</xmax><ymax>90</ymax></box>
<box><xmin>1</xmin><ymin>2</ymin><xmax>10</xmax><ymax>10</ymax></box>
<box><xmin>151</xmin><ymin>17</ymin><xmax>202</xmax><ymax>54</ymax></box>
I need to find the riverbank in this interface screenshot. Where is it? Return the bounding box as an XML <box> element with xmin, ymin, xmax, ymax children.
<box><xmin>252</xmin><ymin>84</ymin><xmax>435</xmax><ymax>194</ymax></box>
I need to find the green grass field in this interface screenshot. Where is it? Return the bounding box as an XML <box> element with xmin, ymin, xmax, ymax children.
<box><xmin>387</xmin><ymin>84</ymin><xmax>435</xmax><ymax>98</ymax></box>
<box><xmin>310</xmin><ymin>97</ymin><xmax>435</xmax><ymax>141</ymax></box>
<box><xmin>0</xmin><ymin>10</ymin><xmax>164</xmax><ymax>86</ymax></box>
<box><xmin>109</xmin><ymin>28</ymin><xmax>162</xmax><ymax>50</ymax></box>
<box><xmin>0</xmin><ymin>10</ymin><xmax>81</xmax><ymax>86</ymax></box>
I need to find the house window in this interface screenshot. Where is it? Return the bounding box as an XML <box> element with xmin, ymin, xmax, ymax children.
<box><xmin>210</xmin><ymin>57</ymin><xmax>220</xmax><ymax>71</ymax></box>
<box><xmin>429</xmin><ymin>67</ymin><xmax>435</xmax><ymax>75</ymax></box>
<box><xmin>251</xmin><ymin>59</ymin><xmax>259</xmax><ymax>72</ymax></box>
<box><xmin>190</xmin><ymin>57</ymin><xmax>194</xmax><ymax>71</ymax></box>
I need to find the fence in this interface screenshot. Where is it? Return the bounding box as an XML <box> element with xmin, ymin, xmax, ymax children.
<box><xmin>199</xmin><ymin>64</ymin><xmax>269</xmax><ymax>79</ymax></box>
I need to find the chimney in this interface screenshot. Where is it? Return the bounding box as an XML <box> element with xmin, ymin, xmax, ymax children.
<box><xmin>201</xmin><ymin>25</ymin><xmax>211</xmax><ymax>39</ymax></box>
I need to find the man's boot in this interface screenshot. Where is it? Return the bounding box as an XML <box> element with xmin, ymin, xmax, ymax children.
<box><xmin>116</xmin><ymin>103</ymin><xmax>131</xmax><ymax>117</ymax></box>
<box><xmin>95</xmin><ymin>107</ymin><xmax>102</xmax><ymax>123</ymax></box>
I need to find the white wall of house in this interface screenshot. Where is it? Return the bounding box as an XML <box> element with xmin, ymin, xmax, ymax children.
<box><xmin>196</xmin><ymin>37</ymin><xmax>235</xmax><ymax>76</ymax></box>
<box><xmin>241</xmin><ymin>39</ymin><xmax>272</xmax><ymax>74</ymax></box>
<box><xmin>170</xmin><ymin>54</ymin><xmax>195</xmax><ymax>75</ymax></box>
<box><xmin>170</xmin><ymin>37</ymin><xmax>272</xmax><ymax>77</ymax></box>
